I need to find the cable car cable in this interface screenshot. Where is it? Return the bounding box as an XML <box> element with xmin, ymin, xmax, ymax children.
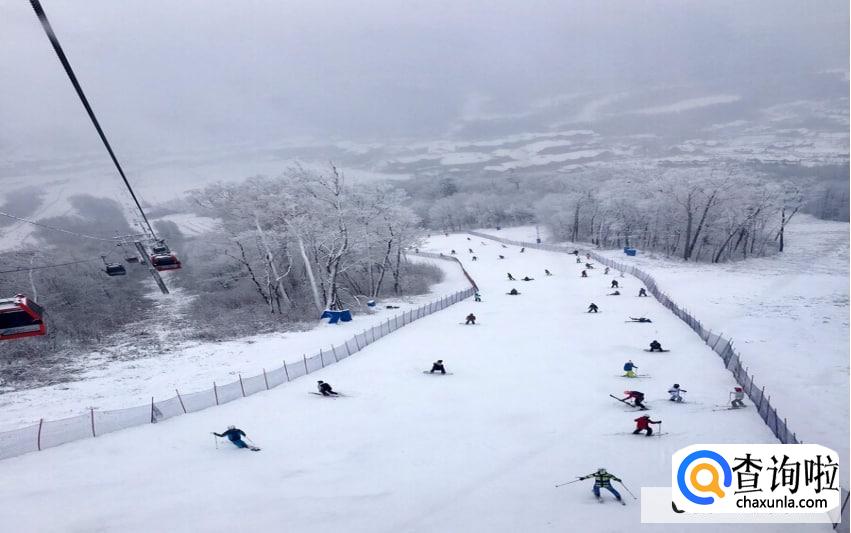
<box><xmin>29</xmin><ymin>0</ymin><xmax>158</xmax><ymax>239</ymax></box>
<box><xmin>0</xmin><ymin>210</ymin><xmax>115</xmax><ymax>241</ymax></box>
<box><xmin>0</xmin><ymin>257</ymin><xmax>101</xmax><ymax>275</ymax></box>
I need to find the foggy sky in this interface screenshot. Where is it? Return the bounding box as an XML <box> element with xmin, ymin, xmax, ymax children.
<box><xmin>1</xmin><ymin>0</ymin><xmax>847</xmax><ymax>160</ymax></box>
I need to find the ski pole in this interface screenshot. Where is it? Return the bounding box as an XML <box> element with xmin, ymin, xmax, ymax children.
<box><xmin>555</xmin><ymin>479</ymin><xmax>583</xmax><ymax>488</ymax></box>
<box><xmin>618</xmin><ymin>481</ymin><xmax>638</xmax><ymax>500</ymax></box>
<box><xmin>212</xmin><ymin>433</ymin><xmax>218</xmax><ymax>449</ymax></box>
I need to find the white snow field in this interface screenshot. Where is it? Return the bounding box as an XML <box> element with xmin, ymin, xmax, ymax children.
<box><xmin>0</xmin><ymin>256</ymin><xmax>470</xmax><ymax>429</ymax></box>
<box><xmin>481</xmin><ymin>216</ymin><xmax>850</xmax><ymax>477</ymax></box>
<box><xmin>0</xmin><ymin>235</ymin><xmax>830</xmax><ymax>532</ymax></box>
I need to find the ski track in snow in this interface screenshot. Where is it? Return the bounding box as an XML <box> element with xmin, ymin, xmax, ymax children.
<box><xmin>0</xmin><ymin>234</ymin><xmax>830</xmax><ymax>532</ymax></box>
<box><xmin>481</xmin><ymin>216</ymin><xmax>850</xmax><ymax>485</ymax></box>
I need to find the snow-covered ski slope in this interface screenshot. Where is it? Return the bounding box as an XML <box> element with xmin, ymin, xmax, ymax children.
<box><xmin>0</xmin><ymin>256</ymin><xmax>470</xmax><ymax>428</ymax></box>
<box><xmin>481</xmin><ymin>218</ymin><xmax>849</xmax><ymax>478</ymax></box>
<box><xmin>0</xmin><ymin>234</ymin><xmax>828</xmax><ymax>532</ymax></box>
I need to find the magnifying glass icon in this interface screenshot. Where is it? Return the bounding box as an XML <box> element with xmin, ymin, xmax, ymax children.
<box><xmin>690</xmin><ymin>463</ymin><xmax>726</xmax><ymax>499</ymax></box>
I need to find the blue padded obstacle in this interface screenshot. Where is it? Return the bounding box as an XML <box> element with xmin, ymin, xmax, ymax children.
<box><xmin>367</xmin><ymin>300</ymin><xmax>376</xmax><ymax>308</ymax></box>
<box><xmin>624</xmin><ymin>248</ymin><xmax>637</xmax><ymax>257</ymax></box>
<box><xmin>321</xmin><ymin>309</ymin><xmax>353</xmax><ymax>324</ymax></box>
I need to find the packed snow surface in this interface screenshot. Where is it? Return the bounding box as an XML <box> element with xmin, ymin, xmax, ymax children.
<box><xmin>0</xmin><ymin>234</ymin><xmax>830</xmax><ymax>532</ymax></box>
<box><xmin>0</xmin><ymin>257</ymin><xmax>470</xmax><ymax>429</ymax></box>
<box><xmin>480</xmin><ymin>216</ymin><xmax>849</xmax><ymax>477</ymax></box>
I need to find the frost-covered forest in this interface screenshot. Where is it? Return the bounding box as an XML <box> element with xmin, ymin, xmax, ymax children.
<box><xmin>0</xmin><ymin>165</ymin><xmax>441</xmax><ymax>383</ymax></box>
<box><xmin>406</xmin><ymin>165</ymin><xmax>848</xmax><ymax>262</ymax></box>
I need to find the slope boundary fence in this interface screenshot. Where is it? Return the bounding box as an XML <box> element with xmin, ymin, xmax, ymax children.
<box><xmin>0</xmin><ymin>253</ymin><xmax>476</xmax><ymax>462</ymax></box>
<box><xmin>468</xmin><ymin>230</ymin><xmax>848</xmax><ymax>530</ymax></box>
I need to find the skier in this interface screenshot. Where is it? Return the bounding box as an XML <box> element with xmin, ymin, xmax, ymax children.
<box><xmin>472</xmin><ymin>256</ymin><xmax>478</xmax><ymax>261</ymax></box>
<box><xmin>622</xmin><ymin>390</ymin><xmax>648</xmax><ymax>410</ymax></box>
<box><xmin>520</xmin><ymin>247</ymin><xmax>525</xmax><ymax>253</ymax></box>
<box><xmin>571</xmin><ymin>249</ymin><xmax>579</xmax><ymax>255</ymax></box>
<box><xmin>638</xmin><ymin>288</ymin><xmax>648</xmax><ymax>297</ymax></box>
<box><xmin>578</xmin><ymin>468</ymin><xmax>623</xmax><ymax>503</ymax></box>
<box><xmin>465</xmin><ymin>313</ymin><xmax>477</xmax><ymax>325</ymax></box>
<box><xmin>317</xmin><ymin>380</ymin><xmax>339</xmax><ymax>396</ymax></box>
<box><xmin>622</xmin><ymin>360</ymin><xmax>638</xmax><ymax>378</ymax></box>
<box><xmin>430</xmin><ymin>359</ymin><xmax>447</xmax><ymax>374</ymax></box>
<box><xmin>581</xmin><ymin>270</ymin><xmax>588</xmax><ymax>278</ymax></box>
<box><xmin>730</xmin><ymin>387</ymin><xmax>746</xmax><ymax>409</ymax></box>
<box><xmin>604</xmin><ymin>267</ymin><xmax>610</xmax><ymax>275</ymax></box>
<box><xmin>587</xmin><ymin>303</ymin><xmax>599</xmax><ymax>313</ymax></box>
<box><xmin>468</xmin><ymin>248</ymin><xmax>474</xmax><ymax>253</ymax></box>
<box><xmin>498</xmin><ymin>255</ymin><xmax>505</xmax><ymax>259</ymax></box>
<box><xmin>522</xmin><ymin>276</ymin><xmax>534</xmax><ymax>281</ymax></box>
<box><xmin>212</xmin><ymin>426</ymin><xmax>257</xmax><ymax>450</ymax></box>
<box><xmin>611</xmin><ymin>280</ymin><xmax>619</xmax><ymax>289</ymax></box>
<box><xmin>576</xmin><ymin>257</ymin><xmax>582</xmax><ymax>264</ymax></box>
<box><xmin>585</xmin><ymin>262</ymin><xmax>594</xmax><ymax>269</ymax></box>
<box><xmin>649</xmin><ymin>340</ymin><xmax>664</xmax><ymax>352</ymax></box>
<box><xmin>629</xmin><ymin>317</ymin><xmax>652</xmax><ymax>323</ymax></box>
<box><xmin>668</xmin><ymin>384</ymin><xmax>687</xmax><ymax>402</ymax></box>
<box><xmin>508</xmin><ymin>288</ymin><xmax>520</xmax><ymax>295</ymax></box>
<box><xmin>607</xmin><ymin>290</ymin><xmax>621</xmax><ymax>296</ymax></box>
<box><xmin>450</xmin><ymin>249</ymin><xmax>456</xmax><ymax>255</ymax></box>
<box><xmin>507</xmin><ymin>273</ymin><xmax>516</xmax><ymax>281</ymax></box>
<box><xmin>633</xmin><ymin>414</ymin><xmax>662</xmax><ymax>436</ymax></box>
<box><xmin>545</xmin><ymin>269</ymin><xmax>552</xmax><ymax>276</ymax></box>
<box><xmin>474</xmin><ymin>292</ymin><xmax>482</xmax><ymax>302</ymax></box>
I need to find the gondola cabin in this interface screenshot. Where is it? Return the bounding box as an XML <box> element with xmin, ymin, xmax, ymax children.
<box><xmin>151</xmin><ymin>253</ymin><xmax>181</xmax><ymax>271</ymax></box>
<box><xmin>151</xmin><ymin>242</ymin><xmax>171</xmax><ymax>255</ymax></box>
<box><xmin>105</xmin><ymin>263</ymin><xmax>127</xmax><ymax>276</ymax></box>
<box><xmin>0</xmin><ymin>294</ymin><xmax>46</xmax><ymax>340</ymax></box>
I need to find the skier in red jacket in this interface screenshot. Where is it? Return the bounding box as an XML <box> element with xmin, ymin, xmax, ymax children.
<box><xmin>633</xmin><ymin>415</ymin><xmax>661</xmax><ymax>436</ymax></box>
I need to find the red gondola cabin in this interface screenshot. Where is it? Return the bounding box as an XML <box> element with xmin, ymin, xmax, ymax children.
<box><xmin>151</xmin><ymin>253</ymin><xmax>181</xmax><ymax>271</ymax></box>
<box><xmin>0</xmin><ymin>294</ymin><xmax>46</xmax><ymax>340</ymax></box>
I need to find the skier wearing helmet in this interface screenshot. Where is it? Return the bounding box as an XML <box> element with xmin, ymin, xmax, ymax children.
<box><xmin>577</xmin><ymin>468</ymin><xmax>624</xmax><ymax>503</ymax></box>
<box><xmin>668</xmin><ymin>384</ymin><xmax>687</xmax><ymax>402</ymax></box>
<box><xmin>212</xmin><ymin>426</ymin><xmax>258</xmax><ymax>450</ymax></box>
<box><xmin>317</xmin><ymin>380</ymin><xmax>339</xmax><ymax>396</ymax></box>
<box><xmin>730</xmin><ymin>387</ymin><xmax>746</xmax><ymax>408</ymax></box>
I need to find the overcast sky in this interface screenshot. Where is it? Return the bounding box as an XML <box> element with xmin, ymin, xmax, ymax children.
<box><xmin>1</xmin><ymin>0</ymin><xmax>847</xmax><ymax>160</ymax></box>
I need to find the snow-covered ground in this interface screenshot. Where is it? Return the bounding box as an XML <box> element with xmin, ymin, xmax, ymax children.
<box><xmin>0</xmin><ymin>234</ymin><xmax>829</xmax><ymax>532</ymax></box>
<box><xmin>0</xmin><ymin>256</ymin><xmax>469</xmax><ymax>429</ymax></box>
<box><xmin>479</xmin><ymin>216</ymin><xmax>850</xmax><ymax>478</ymax></box>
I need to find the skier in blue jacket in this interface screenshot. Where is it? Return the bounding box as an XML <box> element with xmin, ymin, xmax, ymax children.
<box><xmin>623</xmin><ymin>360</ymin><xmax>638</xmax><ymax>378</ymax></box>
<box><xmin>213</xmin><ymin>426</ymin><xmax>254</xmax><ymax>450</ymax></box>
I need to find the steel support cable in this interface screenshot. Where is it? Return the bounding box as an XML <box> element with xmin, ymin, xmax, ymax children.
<box><xmin>0</xmin><ymin>257</ymin><xmax>101</xmax><ymax>274</ymax></box>
<box><xmin>29</xmin><ymin>0</ymin><xmax>157</xmax><ymax>239</ymax></box>
<box><xmin>0</xmin><ymin>210</ymin><xmax>115</xmax><ymax>241</ymax></box>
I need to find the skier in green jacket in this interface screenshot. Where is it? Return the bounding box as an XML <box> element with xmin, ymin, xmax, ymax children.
<box><xmin>578</xmin><ymin>468</ymin><xmax>623</xmax><ymax>503</ymax></box>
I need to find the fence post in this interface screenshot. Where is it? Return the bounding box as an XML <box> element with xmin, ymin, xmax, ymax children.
<box><xmin>37</xmin><ymin>418</ymin><xmax>43</xmax><ymax>451</ymax></box>
<box><xmin>356</xmin><ymin>331</ymin><xmax>363</xmax><ymax>349</ymax></box>
<box><xmin>90</xmin><ymin>408</ymin><xmax>96</xmax><ymax>437</ymax></box>
<box><xmin>176</xmin><ymin>389</ymin><xmax>187</xmax><ymax>413</ymax></box>
<box><xmin>262</xmin><ymin>368</ymin><xmax>269</xmax><ymax>390</ymax></box>
<box><xmin>151</xmin><ymin>396</ymin><xmax>156</xmax><ymax>423</ymax></box>
<box><xmin>332</xmin><ymin>344</ymin><xmax>340</xmax><ymax>361</ymax></box>
<box><xmin>319</xmin><ymin>349</ymin><xmax>325</xmax><ymax>368</ymax></box>
<box><xmin>238</xmin><ymin>374</ymin><xmax>246</xmax><ymax>397</ymax></box>
<box><xmin>283</xmin><ymin>361</ymin><xmax>290</xmax><ymax>382</ymax></box>
<box><xmin>213</xmin><ymin>382</ymin><xmax>219</xmax><ymax>405</ymax></box>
